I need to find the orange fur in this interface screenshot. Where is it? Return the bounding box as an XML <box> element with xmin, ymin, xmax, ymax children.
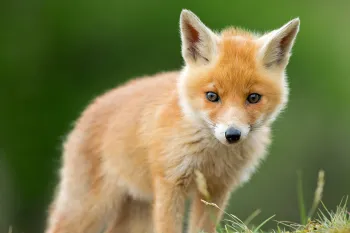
<box><xmin>45</xmin><ymin>10</ymin><xmax>299</xmax><ymax>233</ymax></box>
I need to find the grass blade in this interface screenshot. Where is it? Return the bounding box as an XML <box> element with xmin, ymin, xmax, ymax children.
<box><xmin>297</xmin><ymin>170</ymin><xmax>307</xmax><ymax>225</ymax></box>
<box><xmin>253</xmin><ymin>214</ymin><xmax>275</xmax><ymax>233</ymax></box>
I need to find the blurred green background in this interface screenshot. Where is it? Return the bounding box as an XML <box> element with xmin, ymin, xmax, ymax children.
<box><xmin>1</xmin><ymin>0</ymin><xmax>350</xmax><ymax>232</ymax></box>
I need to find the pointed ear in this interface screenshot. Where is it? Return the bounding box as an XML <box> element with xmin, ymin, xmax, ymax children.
<box><xmin>180</xmin><ymin>10</ymin><xmax>218</xmax><ymax>66</ymax></box>
<box><xmin>258</xmin><ymin>18</ymin><xmax>300</xmax><ymax>68</ymax></box>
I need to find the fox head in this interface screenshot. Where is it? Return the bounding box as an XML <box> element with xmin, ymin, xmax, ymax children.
<box><xmin>178</xmin><ymin>10</ymin><xmax>300</xmax><ymax>145</ymax></box>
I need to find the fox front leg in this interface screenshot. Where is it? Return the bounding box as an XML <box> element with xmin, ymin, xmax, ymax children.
<box><xmin>187</xmin><ymin>185</ymin><xmax>231</xmax><ymax>233</ymax></box>
<box><xmin>153</xmin><ymin>176</ymin><xmax>186</xmax><ymax>233</ymax></box>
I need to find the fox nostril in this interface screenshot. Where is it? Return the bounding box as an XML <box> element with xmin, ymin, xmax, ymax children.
<box><xmin>225</xmin><ymin>128</ymin><xmax>241</xmax><ymax>143</ymax></box>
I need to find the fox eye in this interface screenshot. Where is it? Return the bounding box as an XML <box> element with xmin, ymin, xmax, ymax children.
<box><xmin>206</xmin><ymin>92</ymin><xmax>220</xmax><ymax>102</ymax></box>
<box><xmin>247</xmin><ymin>93</ymin><xmax>261</xmax><ymax>104</ymax></box>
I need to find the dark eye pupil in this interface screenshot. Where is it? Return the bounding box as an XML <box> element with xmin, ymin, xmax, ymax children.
<box><xmin>247</xmin><ymin>93</ymin><xmax>261</xmax><ymax>104</ymax></box>
<box><xmin>206</xmin><ymin>92</ymin><xmax>219</xmax><ymax>102</ymax></box>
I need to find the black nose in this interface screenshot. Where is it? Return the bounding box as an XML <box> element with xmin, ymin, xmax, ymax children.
<box><xmin>225</xmin><ymin>127</ymin><xmax>241</xmax><ymax>143</ymax></box>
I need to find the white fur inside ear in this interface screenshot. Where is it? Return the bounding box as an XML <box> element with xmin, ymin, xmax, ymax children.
<box><xmin>180</xmin><ymin>10</ymin><xmax>218</xmax><ymax>66</ymax></box>
<box><xmin>258</xmin><ymin>18</ymin><xmax>300</xmax><ymax>68</ymax></box>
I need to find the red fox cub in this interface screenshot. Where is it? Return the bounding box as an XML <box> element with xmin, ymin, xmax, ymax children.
<box><xmin>45</xmin><ymin>9</ymin><xmax>299</xmax><ymax>233</ymax></box>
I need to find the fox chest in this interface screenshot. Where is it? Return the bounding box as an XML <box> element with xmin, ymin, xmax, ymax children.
<box><xmin>164</xmin><ymin>141</ymin><xmax>261</xmax><ymax>191</ymax></box>
<box><xmin>160</xmin><ymin>125</ymin><xmax>271</xmax><ymax>194</ymax></box>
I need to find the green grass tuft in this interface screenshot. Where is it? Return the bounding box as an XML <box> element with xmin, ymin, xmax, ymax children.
<box><xmin>215</xmin><ymin>197</ymin><xmax>349</xmax><ymax>233</ymax></box>
<box><xmin>213</xmin><ymin>170</ymin><xmax>349</xmax><ymax>233</ymax></box>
